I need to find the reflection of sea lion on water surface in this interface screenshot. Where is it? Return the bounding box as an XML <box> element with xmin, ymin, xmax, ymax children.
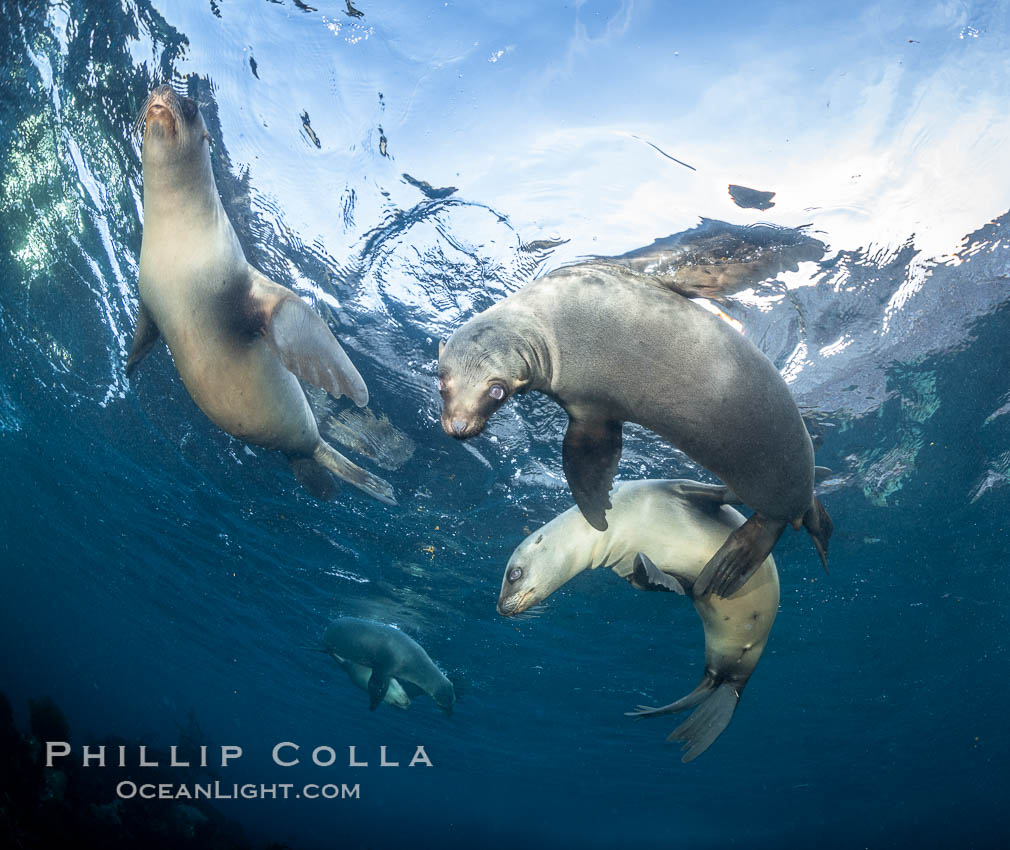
<box><xmin>498</xmin><ymin>480</ymin><xmax>779</xmax><ymax>762</ymax></box>
<box><xmin>127</xmin><ymin>85</ymin><xmax>394</xmax><ymax>505</ymax></box>
<box><xmin>322</xmin><ymin>618</ymin><xmax>456</xmax><ymax>715</ymax></box>
<box><xmin>437</xmin><ymin>255</ymin><xmax>831</xmax><ymax>598</ymax></box>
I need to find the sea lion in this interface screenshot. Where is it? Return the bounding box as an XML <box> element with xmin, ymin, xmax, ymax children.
<box><xmin>127</xmin><ymin>85</ymin><xmax>394</xmax><ymax>504</ymax></box>
<box><xmin>322</xmin><ymin>618</ymin><xmax>455</xmax><ymax>715</ymax></box>
<box><xmin>497</xmin><ymin>479</ymin><xmax>779</xmax><ymax>762</ymax></box>
<box><xmin>437</xmin><ymin>260</ymin><xmax>831</xmax><ymax>597</ymax></box>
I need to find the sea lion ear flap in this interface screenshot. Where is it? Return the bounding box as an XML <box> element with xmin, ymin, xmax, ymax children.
<box><xmin>253</xmin><ymin>273</ymin><xmax>369</xmax><ymax>407</ymax></box>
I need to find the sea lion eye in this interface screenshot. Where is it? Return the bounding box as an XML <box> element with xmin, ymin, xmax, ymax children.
<box><xmin>489</xmin><ymin>385</ymin><xmax>505</xmax><ymax>401</ymax></box>
<box><xmin>508</xmin><ymin>567</ymin><xmax>522</xmax><ymax>582</ymax></box>
<box><xmin>181</xmin><ymin>98</ymin><xmax>198</xmax><ymax>120</ymax></box>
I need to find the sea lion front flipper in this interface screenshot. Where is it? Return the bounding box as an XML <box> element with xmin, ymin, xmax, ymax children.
<box><xmin>631</xmin><ymin>553</ymin><xmax>687</xmax><ymax>595</ymax></box>
<box><xmin>289</xmin><ymin>457</ymin><xmax>337</xmax><ymax>500</ymax></box>
<box><xmin>367</xmin><ymin>669</ymin><xmax>392</xmax><ymax>711</ymax></box>
<box><xmin>802</xmin><ymin>497</ymin><xmax>833</xmax><ymax>572</ymax></box>
<box><xmin>313</xmin><ymin>440</ymin><xmax>397</xmax><ymax>505</ymax></box>
<box><xmin>694</xmin><ymin>510</ymin><xmax>787</xmax><ymax>597</ymax></box>
<box><xmin>670</xmin><ymin>481</ymin><xmax>742</xmax><ymax>505</ymax></box>
<box><xmin>125</xmin><ymin>300</ymin><xmax>162</xmax><ymax>376</ymax></box>
<box><xmin>693</xmin><ymin>513</ymin><xmax>787</xmax><ymax>598</ymax></box>
<box><xmin>252</xmin><ymin>272</ymin><xmax>369</xmax><ymax>406</ymax></box>
<box><xmin>562</xmin><ymin>416</ymin><xmax>623</xmax><ymax>531</ymax></box>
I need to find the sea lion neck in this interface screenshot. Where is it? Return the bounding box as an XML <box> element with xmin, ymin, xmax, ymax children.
<box><xmin>141</xmin><ymin>149</ymin><xmax>223</xmax><ymax>231</ymax></box>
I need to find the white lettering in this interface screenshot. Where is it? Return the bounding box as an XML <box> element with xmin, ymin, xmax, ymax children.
<box><xmin>138</xmin><ymin>746</ymin><xmax>158</xmax><ymax>767</ymax></box>
<box><xmin>220</xmin><ymin>745</ymin><xmax>243</xmax><ymax>766</ymax></box>
<box><xmin>409</xmin><ymin>746</ymin><xmax>433</xmax><ymax>767</ymax></box>
<box><xmin>273</xmin><ymin>742</ymin><xmax>299</xmax><ymax>767</ymax></box>
<box><xmin>82</xmin><ymin>745</ymin><xmax>105</xmax><ymax>767</ymax></box>
<box><xmin>348</xmin><ymin>745</ymin><xmax>368</xmax><ymax>767</ymax></box>
<box><xmin>169</xmin><ymin>746</ymin><xmax>189</xmax><ymax>767</ymax></box>
<box><xmin>312</xmin><ymin>746</ymin><xmax>337</xmax><ymax>767</ymax></box>
<box><xmin>46</xmin><ymin>741</ymin><xmax>70</xmax><ymax>767</ymax></box>
<box><xmin>379</xmin><ymin>746</ymin><xmax>399</xmax><ymax>767</ymax></box>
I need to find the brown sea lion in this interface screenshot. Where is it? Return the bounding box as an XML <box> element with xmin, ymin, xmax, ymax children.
<box><xmin>127</xmin><ymin>86</ymin><xmax>394</xmax><ymax>504</ymax></box>
<box><xmin>437</xmin><ymin>260</ymin><xmax>830</xmax><ymax>596</ymax></box>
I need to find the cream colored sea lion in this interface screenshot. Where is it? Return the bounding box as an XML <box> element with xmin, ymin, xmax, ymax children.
<box><xmin>497</xmin><ymin>479</ymin><xmax>779</xmax><ymax>762</ymax></box>
<box><xmin>438</xmin><ymin>260</ymin><xmax>830</xmax><ymax>596</ymax></box>
<box><xmin>127</xmin><ymin>85</ymin><xmax>394</xmax><ymax>504</ymax></box>
<box><xmin>322</xmin><ymin>618</ymin><xmax>456</xmax><ymax>715</ymax></box>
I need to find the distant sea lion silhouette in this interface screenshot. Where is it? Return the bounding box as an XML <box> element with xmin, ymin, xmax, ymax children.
<box><xmin>322</xmin><ymin>618</ymin><xmax>455</xmax><ymax>715</ymax></box>
<box><xmin>127</xmin><ymin>85</ymin><xmax>394</xmax><ymax>505</ymax></box>
<box><xmin>438</xmin><ymin>259</ymin><xmax>831</xmax><ymax>597</ymax></box>
<box><xmin>497</xmin><ymin>479</ymin><xmax>779</xmax><ymax>762</ymax></box>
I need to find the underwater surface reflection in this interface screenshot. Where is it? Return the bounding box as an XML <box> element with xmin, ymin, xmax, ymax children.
<box><xmin>1</xmin><ymin>1</ymin><xmax>1009</xmax><ymax>848</ymax></box>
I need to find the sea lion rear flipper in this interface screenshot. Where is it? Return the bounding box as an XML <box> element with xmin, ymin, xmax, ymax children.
<box><xmin>367</xmin><ymin>669</ymin><xmax>391</xmax><ymax>711</ymax></box>
<box><xmin>313</xmin><ymin>440</ymin><xmax>397</xmax><ymax>505</ymax></box>
<box><xmin>668</xmin><ymin>683</ymin><xmax>740</xmax><ymax>763</ymax></box>
<box><xmin>631</xmin><ymin>553</ymin><xmax>687</xmax><ymax>595</ymax></box>
<box><xmin>693</xmin><ymin>513</ymin><xmax>786</xmax><ymax>598</ymax></box>
<box><xmin>670</xmin><ymin>481</ymin><xmax>742</xmax><ymax>506</ymax></box>
<box><xmin>253</xmin><ymin>272</ymin><xmax>369</xmax><ymax>406</ymax></box>
<box><xmin>802</xmin><ymin>497</ymin><xmax>833</xmax><ymax>572</ymax></box>
<box><xmin>625</xmin><ymin>678</ymin><xmax>715</xmax><ymax>718</ymax></box>
<box><xmin>562</xmin><ymin>416</ymin><xmax>622</xmax><ymax>531</ymax></box>
<box><xmin>125</xmin><ymin>300</ymin><xmax>162</xmax><ymax>376</ymax></box>
<box><xmin>626</xmin><ymin>679</ymin><xmax>740</xmax><ymax>763</ymax></box>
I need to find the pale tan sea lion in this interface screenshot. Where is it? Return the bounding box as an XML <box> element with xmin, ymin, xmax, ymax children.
<box><xmin>322</xmin><ymin>618</ymin><xmax>455</xmax><ymax>715</ymax></box>
<box><xmin>438</xmin><ymin>260</ymin><xmax>830</xmax><ymax>596</ymax></box>
<box><xmin>497</xmin><ymin>479</ymin><xmax>779</xmax><ymax>762</ymax></box>
<box><xmin>127</xmin><ymin>85</ymin><xmax>394</xmax><ymax>504</ymax></box>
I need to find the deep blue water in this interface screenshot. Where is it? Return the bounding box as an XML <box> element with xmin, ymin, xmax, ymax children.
<box><xmin>1</xmin><ymin>1</ymin><xmax>1009</xmax><ymax>848</ymax></box>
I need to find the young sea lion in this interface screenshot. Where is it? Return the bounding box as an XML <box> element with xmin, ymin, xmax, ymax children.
<box><xmin>322</xmin><ymin>618</ymin><xmax>455</xmax><ymax>715</ymax></box>
<box><xmin>497</xmin><ymin>479</ymin><xmax>779</xmax><ymax>762</ymax></box>
<box><xmin>438</xmin><ymin>260</ymin><xmax>830</xmax><ymax>596</ymax></box>
<box><xmin>127</xmin><ymin>85</ymin><xmax>394</xmax><ymax>504</ymax></box>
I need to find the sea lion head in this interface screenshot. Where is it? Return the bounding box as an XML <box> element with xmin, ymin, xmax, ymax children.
<box><xmin>437</xmin><ymin>319</ymin><xmax>534</xmax><ymax>439</ymax></box>
<box><xmin>497</xmin><ymin>527</ymin><xmax>570</xmax><ymax>616</ymax></box>
<box><xmin>432</xmin><ymin>678</ymin><xmax>456</xmax><ymax>716</ymax></box>
<box><xmin>138</xmin><ymin>85</ymin><xmax>210</xmax><ymax>172</ymax></box>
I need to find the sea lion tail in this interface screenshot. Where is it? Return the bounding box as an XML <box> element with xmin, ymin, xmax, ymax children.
<box><xmin>667</xmin><ymin>684</ymin><xmax>739</xmax><ymax>763</ymax></box>
<box><xmin>693</xmin><ymin>514</ymin><xmax>786</xmax><ymax>599</ymax></box>
<box><xmin>312</xmin><ymin>440</ymin><xmax>397</xmax><ymax>505</ymax></box>
<box><xmin>802</xmin><ymin>497</ymin><xmax>833</xmax><ymax>573</ymax></box>
<box><xmin>625</xmin><ymin>678</ymin><xmax>741</xmax><ymax>762</ymax></box>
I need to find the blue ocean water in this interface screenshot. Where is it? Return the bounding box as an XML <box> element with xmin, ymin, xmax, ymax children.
<box><xmin>1</xmin><ymin>0</ymin><xmax>1009</xmax><ymax>847</ymax></box>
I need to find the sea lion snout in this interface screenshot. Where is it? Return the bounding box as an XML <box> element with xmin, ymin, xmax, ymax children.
<box><xmin>145</xmin><ymin>100</ymin><xmax>176</xmax><ymax>134</ymax></box>
<box><xmin>441</xmin><ymin>415</ymin><xmax>483</xmax><ymax>439</ymax></box>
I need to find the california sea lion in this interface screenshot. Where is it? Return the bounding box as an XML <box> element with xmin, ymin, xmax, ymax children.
<box><xmin>127</xmin><ymin>86</ymin><xmax>394</xmax><ymax>504</ymax></box>
<box><xmin>438</xmin><ymin>260</ymin><xmax>831</xmax><ymax>596</ymax></box>
<box><xmin>497</xmin><ymin>479</ymin><xmax>779</xmax><ymax>762</ymax></box>
<box><xmin>322</xmin><ymin>618</ymin><xmax>455</xmax><ymax>715</ymax></box>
